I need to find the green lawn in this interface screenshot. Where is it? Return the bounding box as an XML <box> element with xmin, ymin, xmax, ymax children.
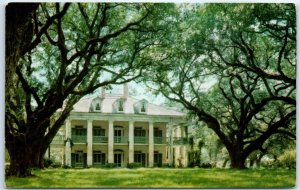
<box><xmin>5</xmin><ymin>168</ymin><xmax>295</xmax><ymax>188</ymax></box>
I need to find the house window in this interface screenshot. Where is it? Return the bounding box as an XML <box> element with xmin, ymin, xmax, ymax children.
<box><xmin>134</xmin><ymin>128</ymin><xmax>146</xmax><ymax>137</ymax></box>
<box><xmin>154</xmin><ymin>128</ymin><xmax>162</xmax><ymax>137</ymax></box>
<box><xmin>141</xmin><ymin>103</ymin><xmax>146</xmax><ymax>113</ymax></box>
<box><xmin>93</xmin><ymin>126</ymin><xmax>105</xmax><ymax>136</ymax></box>
<box><xmin>73</xmin><ymin>126</ymin><xmax>86</xmax><ymax>136</ymax></box>
<box><xmin>95</xmin><ymin>102</ymin><xmax>101</xmax><ymax>111</ymax></box>
<box><xmin>93</xmin><ymin>151</ymin><xmax>105</xmax><ymax>164</ymax></box>
<box><xmin>134</xmin><ymin>151</ymin><xmax>146</xmax><ymax>167</ymax></box>
<box><xmin>118</xmin><ymin>100</ymin><xmax>124</xmax><ymax>112</ymax></box>
<box><xmin>75</xmin><ymin>151</ymin><xmax>83</xmax><ymax>163</ymax></box>
<box><xmin>154</xmin><ymin>152</ymin><xmax>163</xmax><ymax>167</ymax></box>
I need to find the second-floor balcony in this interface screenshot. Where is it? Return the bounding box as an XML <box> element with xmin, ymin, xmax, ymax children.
<box><xmin>114</xmin><ymin>136</ymin><xmax>128</xmax><ymax>144</ymax></box>
<box><xmin>134</xmin><ymin>136</ymin><xmax>148</xmax><ymax>144</ymax></box>
<box><xmin>72</xmin><ymin>135</ymin><xmax>87</xmax><ymax>143</ymax></box>
<box><xmin>93</xmin><ymin>136</ymin><xmax>108</xmax><ymax>143</ymax></box>
<box><xmin>67</xmin><ymin>135</ymin><xmax>178</xmax><ymax>145</ymax></box>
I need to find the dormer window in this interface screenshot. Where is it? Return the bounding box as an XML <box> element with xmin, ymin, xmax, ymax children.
<box><xmin>118</xmin><ymin>100</ymin><xmax>124</xmax><ymax>112</ymax></box>
<box><xmin>134</xmin><ymin>99</ymin><xmax>148</xmax><ymax>114</ymax></box>
<box><xmin>113</xmin><ymin>98</ymin><xmax>126</xmax><ymax>113</ymax></box>
<box><xmin>90</xmin><ymin>97</ymin><xmax>102</xmax><ymax>112</ymax></box>
<box><xmin>95</xmin><ymin>103</ymin><xmax>101</xmax><ymax>111</ymax></box>
<box><xmin>141</xmin><ymin>103</ymin><xmax>146</xmax><ymax>113</ymax></box>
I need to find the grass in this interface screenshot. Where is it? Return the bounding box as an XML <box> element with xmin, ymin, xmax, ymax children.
<box><xmin>5</xmin><ymin>168</ymin><xmax>296</xmax><ymax>188</ymax></box>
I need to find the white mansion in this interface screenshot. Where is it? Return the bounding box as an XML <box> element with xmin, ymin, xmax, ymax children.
<box><xmin>50</xmin><ymin>84</ymin><xmax>188</xmax><ymax>168</ymax></box>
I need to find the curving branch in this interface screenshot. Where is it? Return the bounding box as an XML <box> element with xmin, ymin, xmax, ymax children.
<box><xmin>23</xmin><ymin>3</ymin><xmax>71</xmax><ymax>55</ymax></box>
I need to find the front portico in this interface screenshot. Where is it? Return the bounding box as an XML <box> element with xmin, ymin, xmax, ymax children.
<box><xmin>63</xmin><ymin>113</ymin><xmax>186</xmax><ymax>168</ymax></box>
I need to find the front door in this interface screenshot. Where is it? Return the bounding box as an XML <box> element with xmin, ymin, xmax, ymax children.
<box><xmin>75</xmin><ymin>151</ymin><xmax>84</xmax><ymax>168</ymax></box>
<box><xmin>154</xmin><ymin>153</ymin><xmax>163</xmax><ymax>167</ymax></box>
<box><xmin>134</xmin><ymin>153</ymin><xmax>146</xmax><ymax>167</ymax></box>
<box><xmin>114</xmin><ymin>153</ymin><xmax>122</xmax><ymax>167</ymax></box>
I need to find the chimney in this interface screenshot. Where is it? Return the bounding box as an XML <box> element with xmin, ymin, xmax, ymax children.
<box><xmin>101</xmin><ymin>87</ymin><xmax>105</xmax><ymax>98</ymax></box>
<box><xmin>123</xmin><ymin>83</ymin><xmax>128</xmax><ymax>98</ymax></box>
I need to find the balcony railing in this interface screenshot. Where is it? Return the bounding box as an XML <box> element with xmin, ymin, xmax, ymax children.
<box><xmin>72</xmin><ymin>135</ymin><xmax>87</xmax><ymax>143</ymax></box>
<box><xmin>93</xmin><ymin>136</ymin><xmax>108</xmax><ymax>143</ymax></box>
<box><xmin>173</xmin><ymin>137</ymin><xmax>188</xmax><ymax>145</ymax></box>
<box><xmin>51</xmin><ymin>135</ymin><xmax>64</xmax><ymax>144</ymax></box>
<box><xmin>134</xmin><ymin>136</ymin><xmax>148</xmax><ymax>144</ymax></box>
<box><xmin>154</xmin><ymin>137</ymin><xmax>166</xmax><ymax>144</ymax></box>
<box><xmin>68</xmin><ymin>135</ymin><xmax>185</xmax><ymax>145</ymax></box>
<box><xmin>114</xmin><ymin>136</ymin><xmax>128</xmax><ymax>144</ymax></box>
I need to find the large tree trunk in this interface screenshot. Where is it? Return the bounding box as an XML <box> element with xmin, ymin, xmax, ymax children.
<box><xmin>5</xmin><ymin>3</ymin><xmax>40</xmax><ymax>177</ymax></box>
<box><xmin>6</xmin><ymin>122</ymin><xmax>59</xmax><ymax>177</ymax></box>
<box><xmin>229</xmin><ymin>151</ymin><xmax>247</xmax><ymax>169</ymax></box>
<box><xmin>5</xmin><ymin>131</ymin><xmax>54</xmax><ymax>176</ymax></box>
<box><xmin>6</xmin><ymin>141</ymin><xmax>44</xmax><ymax>177</ymax></box>
<box><xmin>6</xmin><ymin>3</ymin><xmax>39</xmax><ymax>97</ymax></box>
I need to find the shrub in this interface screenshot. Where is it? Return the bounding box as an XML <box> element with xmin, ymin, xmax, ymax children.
<box><xmin>51</xmin><ymin>162</ymin><xmax>62</xmax><ymax>168</ymax></box>
<box><xmin>104</xmin><ymin>163</ymin><xmax>117</xmax><ymax>168</ymax></box>
<box><xmin>5</xmin><ymin>164</ymin><xmax>10</xmax><ymax>177</ymax></box>
<box><xmin>44</xmin><ymin>158</ymin><xmax>62</xmax><ymax>168</ymax></box>
<box><xmin>199</xmin><ymin>162</ymin><xmax>212</xmax><ymax>168</ymax></box>
<box><xmin>62</xmin><ymin>165</ymin><xmax>71</xmax><ymax>169</ymax></box>
<box><xmin>278</xmin><ymin>149</ymin><xmax>296</xmax><ymax>169</ymax></box>
<box><xmin>260</xmin><ymin>160</ymin><xmax>274</xmax><ymax>169</ymax></box>
<box><xmin>260</xmin><ymin>150</ymin><xmax>296</xmax><ymax>169</ymax></box>
<box><xmin>127</xmin><ymin>162</ymin><xmax>142</xmax><ymax>169</ymax></box>
<box><xmin>44</xmin><ymin>158</ymin><xmax>53</xmax><ymax>168</ymax></box>
<box><xmin>162</xmin><ymin>163</ymin><xmax>173</xmax><ymax>168</ymax></box>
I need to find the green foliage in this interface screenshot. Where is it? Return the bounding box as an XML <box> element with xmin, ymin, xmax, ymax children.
<box><xmin>62</xmin><ymin>165</ymin><xmax>72</xmax><ymax>169</ymax></box>
<box><xmin>43</xmin><ymin>158</ymin><xmax>53</xmax><ymax>168</ymax></box>
<box><xmin>145</xmin><ymin>3</ymin><xmax>296</xmax><ymax>168</ymax></box>
<box><xmin>161</xmin><ymin>163</ymin><xmax>172</xmax><ymax>168</ymax></box>
<box><xmin>104</xmin><ymin>163</ymin><xmax>117</xmax><ymax>168</ymax></box>
<box><xmin>6</xmin><ymin>3</ymin><xmax>180</xmax><ymax>176</ymax></box>
<box><xmin>127</xmin><ymin>162</ymin><xmax>142</xmax><ymax>169</ymax></box>
<box><xmin>199</xmin><ymin>162</ymin><xmax>212</xmax><ymax>168</ymax></box>
<box><xmin>277</xmin><ymin>149</ymin><xmax>296</xmax><ymax>169</ymax></box>
<box><xmin>44</xmin><ymin>158</ymin><xmax>62</xmax><ymax>168</ymax></box>
<box><xmin>260</xmin><ymin>149</ymin><xmax>295</xmax><ymax>169</ymax></box>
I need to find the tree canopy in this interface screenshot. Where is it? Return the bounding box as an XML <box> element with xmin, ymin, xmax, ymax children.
<box><xmin>5</xmin><ymin>2</ymin><xmax>176</xmax><ymax>176</ymax></box>
<box><xmin>145</xmin><ymin>3</ymin><xmax>296</xmax><ymax>168</ymax></box>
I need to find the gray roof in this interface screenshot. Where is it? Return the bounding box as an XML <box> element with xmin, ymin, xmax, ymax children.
<box><xmin>72</xmin><ymin>93</ymin><xmax>185</xmax><ymax>117</ymax></box>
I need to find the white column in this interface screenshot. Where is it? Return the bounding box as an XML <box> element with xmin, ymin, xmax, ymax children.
<box><xmin>128</xmin><ymin>120</ymin><xmax>134</xmax><ymax>163</ymax></box>
<box><xmin>175</xmin><ymin>126</ymin><xmax>180</xmax><ymax>138</ymax></box>
<box><xmin>168</xmin><ymin>124</ymin><xmax>174</xmax><ymax>166</ymax></box>
<box><xmin>87</xmin><ymin>120</ymin><xmax>93</xmax><ymax>167</ymax></box>
<box><xmin>181</xmin><ymin>146</ymin><xmax>187</xmax><ymax>167</ymax></box>
<box><xmin>65</xmin><ymin>119</ymin><xmax>71</xmax><ymax>166</ymax></box>
<box><xmin>174</xmin><ymin>146</ymin><xmax>180</xmax><ymax>167</ymax></box>
<box><xmin>148</xmin><ymin>121</ymin><xmax>154</xmax><ymax>167</ymax></box>
<box><xmin>181</xmin><ymin>125</ymin><xmax>187</xmax><ymax>167</ymax></box>
<box><xmin>108</xmin><ymin>120</ymin><xmax>114</xmax><ymax>163</ymax></box>
<box><xmin>181</xmin><ymin>125</ymin><xmax>185</xmax><ymax>138</ymax></box>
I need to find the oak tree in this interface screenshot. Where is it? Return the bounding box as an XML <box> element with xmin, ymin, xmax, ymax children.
<box><xmin>5</xmin><ymin>3</ymin><xmax>175</xmax><ymax>176</ymax></box>
<box><xmin>146</xmin><ymin>3</ymin><xmax>296</xmax><ymax>168</ymax></box>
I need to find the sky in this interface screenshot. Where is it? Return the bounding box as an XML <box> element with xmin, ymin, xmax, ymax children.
<box><xmin>89</xmin><ymin>81</ymin><xmax>168</xmax><ymax>106</ymax></box>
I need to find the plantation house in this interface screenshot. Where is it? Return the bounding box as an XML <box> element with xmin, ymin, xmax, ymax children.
<box><xmin>50</xmin><ymin>84</ymin><xmax>188</xmax><ymax>168</ymax></box>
